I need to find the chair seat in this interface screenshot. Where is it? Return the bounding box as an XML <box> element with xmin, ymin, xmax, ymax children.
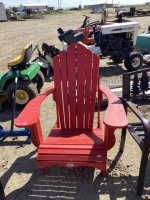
<box><xmin>37</xmin><ymin>128</ymin><xmax>106</xmax><ymax>169</ymax></box>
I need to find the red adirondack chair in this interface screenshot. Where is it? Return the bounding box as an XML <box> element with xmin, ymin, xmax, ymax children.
<box><xmin>15</xmin><ymin>43</ymin><xmax>128</xmax><ymax>176</ymax></box>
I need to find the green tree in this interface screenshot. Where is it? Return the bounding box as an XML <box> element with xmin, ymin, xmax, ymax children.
<box><xmin>5</xmin><ymin>8</ymin><xmax>10</xmax><ymax>15</ymax></box>
<box><xmin>12</xmin><ymin>7</ymin><xmax>18</xmax><ymax>12</ymax></box>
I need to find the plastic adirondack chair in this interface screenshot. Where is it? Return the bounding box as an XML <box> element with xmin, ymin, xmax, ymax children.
<box><xmin>15</xmin><ymin>43</ymin><xmax>128</xmax><ymax>175</ymax></box>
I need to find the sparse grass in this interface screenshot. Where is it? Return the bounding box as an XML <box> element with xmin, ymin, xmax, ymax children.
<box><xmin>44</xmin><ymin>10</ymin><xmax>71</xmax><ymax>15</ymax></box>
<box><xmin>43</xmin><ymin>5</ymin><xmax>150</xmax><ymax>16</ymax></box>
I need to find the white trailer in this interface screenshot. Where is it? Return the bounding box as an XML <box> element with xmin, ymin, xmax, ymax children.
<box><xmin>20</xmin><ymin>4</ymin><xmax>48</xmax><ymax>12</ymax></box>
<box><xmin>0</xmin><ymin>3</ymin><xmax>7</xmax><ymax>22</ymax></box>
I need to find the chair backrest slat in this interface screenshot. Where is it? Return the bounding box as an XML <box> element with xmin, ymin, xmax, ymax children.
<box><xmin>53</xmin><ymin>55</ymin><xmax>65</xmax><ymax>130</ymax></box>
<box><xmin>84</xmin><ymin>49</ymin><xmax>93</xmax><ymax>129</ymax></box>
<box><xmin>53</xmin><ymin>43</ymin><xmax>100</xmax><ymax>130</ymax></box>
<box><xmin>60</xmin><ymin>50</ymin><xmax>70</xmax><ymax>129</ymax></box>
<box><xmin>67</xmin><ymin>44</ymin><xmax>77</xmax><ymax>129</ymax></box>
<box><xmin>77</xmin><ymin>44</ymin><xmax>86</xmax><ymax>129</ymax></box>
<box><xmin>89</xmin><ymin>54</ymin><xmax>99</xmax><ymax>130</ymax></box>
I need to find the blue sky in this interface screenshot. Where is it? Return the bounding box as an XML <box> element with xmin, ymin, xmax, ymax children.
<box><xmin>3</xmin><ymin>0</ymin><xmax>147</xmax><ymax>9</ymax></box>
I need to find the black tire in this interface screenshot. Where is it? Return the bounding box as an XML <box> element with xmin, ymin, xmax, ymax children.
<box><xmin>88</xmin><ymin>32</ymin><xmax>94</xmax><ymax>38</ymax></box>
<box><xmin>124</xmin><ymin>52</ymin><xmax>143</xmax><ymax>71</ymax></box>
<box><xmin>111</xmin><ymin>55</ymin><xmax>124</xmax><ymax>63</ymax></box>
<box><xmin>0</xmin><ymin>181</ymin><xmax>5</xmax><ymax>200</ymax></box>
<box><xmin>0</xmin><ymin>106</ymin><xmax>3</xmax><ymax>113</ymax></box>
<box><xmin>36</xmin><ymin>70</ymin><xmax>45</xmax><ymax>91</ymax></box>
<box><xmin>6</xmin><ymin>80</ymin><xmax>38</xmax><ymax>109</ymax></box>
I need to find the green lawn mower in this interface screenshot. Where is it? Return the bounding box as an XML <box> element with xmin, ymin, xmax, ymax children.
<box><xmin>0</xmin><ymin>44</ymin><xmax>45</xmax><ymax>112</ymax></box>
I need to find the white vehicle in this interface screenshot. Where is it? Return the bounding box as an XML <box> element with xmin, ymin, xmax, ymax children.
<box><xmin>58</xmin><ymin>21</ymin><xmax>143</xmax><ymax>71</ymax></box>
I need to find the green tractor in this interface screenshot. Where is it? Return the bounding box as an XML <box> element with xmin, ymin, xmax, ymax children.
<box><xmin>0</xmin><ymin>44</ymin><xmax>44</xmax><ymax>111</ymax></box>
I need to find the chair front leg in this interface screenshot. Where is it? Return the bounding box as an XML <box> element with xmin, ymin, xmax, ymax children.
<box><xmin>119</xmin><ymin>127</ymin><xmax>127</xmax><ymax>152</ymax></box>
<box><xmin>137</xmin><ymin>142</ymin><xmax>149</xmax><ymax>195</ymax></box>
<box><xmin>103</xmin><ymin>125</ymin><xmax>116</xmax><ymax>177</ymax></box>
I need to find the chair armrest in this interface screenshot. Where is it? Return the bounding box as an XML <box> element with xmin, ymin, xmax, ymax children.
<box><xmin>125</xmin><ymin>100</ymin><xmax>150</xmax><ymax>140</ymax></box>
<box><xmin>15</xmin><ymin>87</ymin><xmax>55</xmax><ymax>127</ymax></box>
<box><xmin>99</xmin><ymin>85</ymin><xmax>128</xmax><ymax>129</ymax></box>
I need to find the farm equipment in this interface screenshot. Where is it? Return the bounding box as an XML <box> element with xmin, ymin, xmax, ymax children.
<box><xmin>134</xmin><ymin>26</ymin><xmax>150</xmax><ymax>64</ymax></box>
<box><xmin>58</xmin><ymin>21</ymin><xmax>143</xmax><ymax>71</ymax></box>
<box><xmin>0</xmin><ymin>71</ymin><xmax>31</xmax><ymax>144</ymax></box>
<box><xmin>32</xmin><ymin>44</ymin><xmax>61</xmax><ymax>75</ymax></box>
<box><xmin>0</xmin><ymin>44</ymin><xmax>45</xmax><ymax>110</ymax></box>
<box><xmin>66</xmin><ymin>10</ymin><xmax>131</xmax><ymax>45</ymax></box>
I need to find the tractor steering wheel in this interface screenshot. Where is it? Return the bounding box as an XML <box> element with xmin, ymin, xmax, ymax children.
<box><xmin>83</xmin><ymin>15</ymin><xmax>90</xmax><ymax>19</ymax></box>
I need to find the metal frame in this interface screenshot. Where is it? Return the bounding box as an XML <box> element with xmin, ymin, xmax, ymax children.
<box><xmin>119</xmin><ymin>67</ymin><xmax>150</xmax><ymax>195</ymax></box>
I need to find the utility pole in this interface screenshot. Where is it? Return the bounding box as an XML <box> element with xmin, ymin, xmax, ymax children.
<box><xmin>58</xmin><ymin>0</ymin><xmax>59</xmax><ymax>9</ymax></box>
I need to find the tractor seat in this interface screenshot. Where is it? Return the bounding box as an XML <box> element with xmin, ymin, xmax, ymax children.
<box><xmin>8</xmin><ymin>44</ymin><xmax>32</xmax><ymax>67</ymax></box>
<box><xmin>58</xmin><ymin>28</ymin><xmax>85</xmax><ymax>45</ymax></box>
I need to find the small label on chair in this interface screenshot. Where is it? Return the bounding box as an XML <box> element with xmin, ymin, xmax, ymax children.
<box><xmin>66</xmin><ymin>163</ymin><xmax>74</xmax><ymax>167</ymax></box>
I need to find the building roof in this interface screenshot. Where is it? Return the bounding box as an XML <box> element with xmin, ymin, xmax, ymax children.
<box><xmin>21</xmin><ymin>4</ymin><xmax>48</xmax><ymax>6</ymax></box>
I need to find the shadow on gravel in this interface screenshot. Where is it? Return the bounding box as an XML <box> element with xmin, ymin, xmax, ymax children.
<box><xmin>44</xmin><ymin>71</ymin><xmax>54</xmax><ymax>83</ymax></box>
<box><xmin>1</xmin><ymin>149</ymin><xmax>150</xmax><ymax>200</ymax></box>
<box><xmin>99</xmin><ymin>63</ymin><xmax>127</xmax><ymax>78</ymax></box>
<box><xmin>0</xmin><ymin>102</ymin><xmax>21</xmax><ymax>123</ymax></box>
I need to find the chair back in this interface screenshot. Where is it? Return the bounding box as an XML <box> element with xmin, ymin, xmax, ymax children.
<box><xmin>53</xmin><ymin>43</ymin><xmax>100</xmax><ymax>130</ymax></box>
<box><xmin>122</xmin><ymin>68</ymin><xmax>150</xmax><ymax>103</ymax></box>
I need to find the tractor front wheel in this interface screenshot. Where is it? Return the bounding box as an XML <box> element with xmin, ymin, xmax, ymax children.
<box><xmin>6</xmin><ymin>80</ymin><xmax>38</xmax><ymax>109</ymax></box>
<box><xmin>124</xmin><ymin>52</ymin><xmax>143</xmax><ymax>71</ymax></box>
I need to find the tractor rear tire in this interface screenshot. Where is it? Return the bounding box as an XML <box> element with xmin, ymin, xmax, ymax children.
<box><xmin>36</xmin><ymin>70</ymin><xmax>45</xmax><ymax>92</ymax></box>
<box><xmin>6</xmin><ymin>80</ymin><xmax>38</xmax><ymax>109</ymax></box>
<box><xmin>111</xmin><ymin>55</ymin><xmax>124</xmax><ymax>63</ymax></box>
<box><xmin>124</xmin><ymin>52</ymin><xmax>143</xmax><ymax>71</ymax></box>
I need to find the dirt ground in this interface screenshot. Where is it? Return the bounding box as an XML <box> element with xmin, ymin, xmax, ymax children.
<box><xmin>0</xmin><ymin>10</ymin><xmax>150</xmax><ymax>200</ymax></box>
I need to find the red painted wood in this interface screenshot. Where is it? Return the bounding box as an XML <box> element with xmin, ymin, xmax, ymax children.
<box><xmin>15</xmin><ymin>43</ymin><xmax>128</xmax><ymax>176</ymax></box>
<box><xmin>89</xmin><ymin>54</ymin><xmax>100</xmax><ymax>130</ymax></box>
<box><xmin>99</xmin><ymin>85</ymin><xmax>128</xmax><ymax>128</ymax></box>
<box><xmin>15</xmin><ymin>87</ymin><xmax>55</xmax><ymax>127</ymax></box>
<box><xmin>42</xmin><ymin>166</ymin><xmax>48</xmax><ymax>175</ymax></box>
<box><xmin>67</xmin><ymin>44</ymin><xmax>77</xmax><ymax>129</ymax></box>
<box><xmin>77</xmin><ymin>43</ymin><xmax>85</xmax><ymax>129</ymax></box>
<box><xmin>84</xmin><ymin>49</ymin><xmax>92</xmax><ymax>129</ymax></box>
<box><xmin>37</xmin><ymin>155</ymin><xmax>105</xmax><ymax>162</ymax></box>
<box><xmin>60</xmin><ymin>50</ymin><xmax>69</xmax><ymax>129</ymax></box>
<box><xmin>39</xmin><ymin>144</ymin><xmax>104</xmax><ymax>149</ymax></box>
<box><xmin>98</xmin><ymin>77</ymin><xmax>102</xmax><ymax>128</ymax></box>
<box><xmin>53</xmin><ymin>55</ymin><xmax>65</xmax><ymax>130</ymax></box>
<box><xmin>37</xmin><ymin>161</ymin><xmax>106</xmax><ymax>170</ymax></box>
<box><xmin>30</xmin><ymin>119</ymin><xmax>43</xmax><ymax>148</ymax></box>
<box><xmin>40</xmin><ymin>128</ymin><xmax>104</xmax><ymax>145</ymax></box>
<box><xmin>38</xmin><ymin>148</ymin><xmax>105</xmax><ymax>155</ymax></box>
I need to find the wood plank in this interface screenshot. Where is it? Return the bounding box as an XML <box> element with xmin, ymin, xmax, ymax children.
<box><xmin>37</xmin><ymin>161</ymin><xmax>106</xmax><ymax>170</ymax></box>
<box><xmin>39</xmin><ymin>144</ymin><xmax>105</xmax><ymax>149</ymax></box>
<box><xmin>53</xmin><ymin>55</ymin><xmax>65</xmax><ymax>130</ymax></box>
<box><xmin>38</xmin><ymin>148</ymin><xmax>105</xmax><ymax>155</ymax></box>
<box><xmin>89</xmin><ymin>54</ymin><xmax>100</xmax><ymax>130</ymax></box>
<box><xmin>101</xmin><ymin>86</ymin><xmax>128</xmax><ymax>128</ymax></box>
<box><xmin>37</xmin><ymin>155</ymin><xmax>105</xmax><ymax>162</ymax></box>
<box><xmin>85</xmin><ymin>49</ymin><xmax>93</xmax><ymax>129</ymax></box>
<box><xmin>60</xmin><ymin>50</ymin><xmax>69</xmax><ymax>129</ymax></box>
<box><xmin>41</xmin><ymin>128</ymin><xmax>104</xmax><ymax>145</ymax></box>
<box><xmin>77</xmin><ymin>43</ymin><xmax>85</xmax><ymax>129</ymax></box>
<box><xmin>67</xmin><ymin>44</ymin><xmax>77</xmax><ymax>129</ymax></box>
